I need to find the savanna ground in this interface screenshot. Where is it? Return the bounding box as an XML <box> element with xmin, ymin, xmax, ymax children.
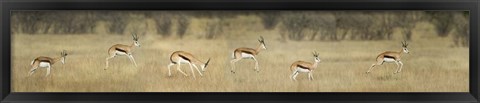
<box><xmin>11</xmin><ymin>16</ymin><xmax>468</xmax><ymax>92</ymax></box>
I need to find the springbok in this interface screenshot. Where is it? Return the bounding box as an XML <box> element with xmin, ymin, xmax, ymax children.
<box><xmin>29</xmin><ymin>50</ymin><xmax>68</xmax><ymax>77</ymax></box>
<box><xmin>230</xmin><ymin>36</ymin><xmax>266</xmax><ymax>73</ymax></box>
<box><xmin>290</xmin><ymin>51</ymin><xmax>321</xmax><ymax>81</ymax></box>
<box><xmin>366</xmin><ymin>40</ymin><xmax>409</xmax><ymax>74</ymax></box>
<box><xmin>167</xmin><ymin>51</ymin><xmax>211</xmax><ymax>79</ymax></box>
<box><xmin>105</xmin><ymin>33</ymin><xmax>140</xmax><ymax>70</ymax></box>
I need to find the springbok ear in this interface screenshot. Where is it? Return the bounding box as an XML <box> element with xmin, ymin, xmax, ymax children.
<box><xmin>61</xmin><ymin>50</ymin><xmax>67</xmax><ymax>56</ymax></box>
<box><xmin>131</xmin><ymin>34</ymin><xmax>134</xmax><ymax>40</ymax></box>
<box><xmin>402</xmin><ymin>40</ymin><xmax>409</xmax><ymax>47</ymax></box>
<box><xmin>258</xmin><ymin>36</ymin><xmax>265</xmax><ymax>42</ymax></box>
<box><xmin>136</xmin><ymin>33</ymin><xmax>139</xmax><ymax>40</ymax></box>
<box><xmin>132</xmin><ymin>33</ymin><xmax>138</xmax><ymax>41</ymax></box>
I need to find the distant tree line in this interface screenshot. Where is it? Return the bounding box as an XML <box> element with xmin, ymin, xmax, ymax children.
<box><xmin>11</xmin><ymin>11</ymin><xmax>469</xmax><ymax>47</ymax></box>
<box><xmin>12</xmin><ymin>11</ymin><xmax>97</xmax><ymax>34</ymax></box>
<box><xmin>272</xmin><ymin>11</ymin><xmax>469</xmax><ymax>47</ymax></box>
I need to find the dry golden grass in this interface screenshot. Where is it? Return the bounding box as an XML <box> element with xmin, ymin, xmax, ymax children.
<box><xmin>11</xmin><ymin>34</ymin><xmax>469</xmax><ymax>92</ymax></box>
<box><xmin>11</xmin><ymin>17</ymin><xmax>468</xmax><ymax>92</ymax></box>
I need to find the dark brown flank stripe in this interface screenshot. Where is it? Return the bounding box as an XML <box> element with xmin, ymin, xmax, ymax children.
<box><xmin>384</xmin><ymin>55</ymin><xmax>396</xmax><ymax>59</ymax></box>
<box><xmin>233</xmin><ymin>49</ymin><xmax>254</xmax><ymax>59</ymax></box>
<box><xmin>115</xmin><ymin>48</ymin><xmax>127</xmax><ymax>53</ymax></box>
<box><xmin>240</xmin><ymin>50</ymin><xmax>254</xmax><ymax>55</ymax></box>
<box><xmin>38</xmin><ymin>59</ymin><xmax>51</xmax><ymax>63</ymax></box>
<box><xmin>296</xmin><ymin>64</ymin><xmax>310</xmax><ymax>70</ymax></box>
<box><xmin>178</xmin><ymin>54</ymin><xmax>191</xmax><ymax>62</ymax></box>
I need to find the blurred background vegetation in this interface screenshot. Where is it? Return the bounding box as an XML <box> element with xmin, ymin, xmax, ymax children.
<box><xmin>11</xmin><ymin>11</ymin><xmax>469</xmax><ymax>47</ymax></box>
<box><xmin>11</xmin><ymin>11</ymin><xmax>469</xmax><ymax>92</ymax></box>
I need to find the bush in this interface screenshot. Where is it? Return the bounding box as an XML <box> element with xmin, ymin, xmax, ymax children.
<box><xmin>281</xmin><ymin>12</ymin><xmax>310</xmax><ymax>41</ymax></box>
<box><xmin>425</xmin><ymin>11</ymin><xmax>455</xmax><ymax>37</ymax></box>
<box><xmin>260</xmin><ymin>11</ymin><xmax>280</xmax><ymax>30</ymax></box>
<box><xmin>452</xmin><ymin>12</ymin><xmax>469</xmax><ymax>47</ymax></box>
<box><xmin>154</xmin><ymin>15</ymin><xmax>173</xmax><ymax>36</ymax></box>
<box><xmin>204</xmin><ymin>18</ymin><xmax>224</xmax><ymax>39</ymax></box>
<box><xmin>177</xmin><ymin>15</ymin><xmax>190</xmax><ymax>38</ymax></box>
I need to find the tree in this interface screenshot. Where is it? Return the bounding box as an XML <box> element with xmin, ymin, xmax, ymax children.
<box><xmin>452</xmin><ymin>12</ymin><xmax>469</xmax><ymax>47</ymax></box>
<box><xmin>425</xmin><ymin>11</ymin><xmax>455</xmax><ymax>37</ymax></box>
<box><xmin>281</xmin><ymin>12</ymin><xmax>311</xmax><ymax>41</ymax></box>
<box><xmin>335</xmin><ymin>11</ymin><xmax>353</xmax><ymax>40</ymax></box>
<box><xmin>154</xmin><ymin>14</ymin><xmax>173</xmax><ymax>36</ymax></box>
<box><xmin>306</xmin><ymin>12</ymin><xmax>336</xmax><ymax>41</ymax></box>
<box><xmin>260</xmin><ymin>11</ymin><xmax>280</xmax><ymax>30</ymax></box>
<box><xmin>177</xmin><ymin>14</ymin><xmax>190</xmax><ymax>38</ymax></box>
<box><xmin>396</xmin><ymin>11</ymin><xmax>421</xmax><ymax>40</ymax></box>
<box><xmin>204</xmin><ymin>18</ymin><xmax>225</xmax><ymax>39</ymax></box>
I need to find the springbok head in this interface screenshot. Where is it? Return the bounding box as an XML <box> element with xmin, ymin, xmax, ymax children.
<box><xmin>401</xmin><ymin>40</ymin><xmax>409</xmax><ymax>54</ymax></box>
<box><xmin>201</xmin><ymin>58</ymin><xmax>211</xmax><ymax>72</ymax></box>
<box><xmin>313</xmin><ymin>51</ymin><xmax>320</xmax><ymax>63</ymax></box>
<box><xmin>132</xmin><ymin>33</ymin><xmax>140</xmax><ymax>47</ymax></box>
<box><xmin>258</xmin><ymin>36</ymin><xmax>266</xmax><ymax>50</ymax></box>
<box><xmin>61</xmin><ymin>50</ymin><xmax>68</xmax><ymax>64</ymax></box>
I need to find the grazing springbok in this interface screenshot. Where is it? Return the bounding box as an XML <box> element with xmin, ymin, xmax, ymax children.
<box><xmin>230</xmin><ymin>36</ymin><xmax>266</xmax><ymax>73</ymax></box>
<box><xmin>29</xmin><ymin>50</ymin><xmax>68</xmax><ymax>77</ymax></box>
<box><xmin>290</xmin><ymin>51</ymin><xmax>321</xmax><ymax>81</ymax></box>
<box><xmin>366</xmin><ymin>40</ymin><xmax>409</xmax><ymax>74</ymax></box>
<box><xmin>105</xmin><ymin>33</ymin><xmax>141</xmax><ymax>70</ymax></box>
<box><xmin>167</xmin><ymin>51</ymin><xmax>211</xmax><ymax>79</ymax></box>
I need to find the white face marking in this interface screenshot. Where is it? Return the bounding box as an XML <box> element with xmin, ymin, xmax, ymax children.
<box><xmin>261</xmin><ymin>43</ymin><xmax>266</xmax><ymax>49</ymax></box>
<box><xmin>241</xmin><ymin>53</ymin><xmax>255</xmax><ymax>59</ymax></box>
<box><xmin>134</xmin><ymin>41</ymin><xmax>141</xmax><ymax>47</ymax></box>
<box><xmin>314</xmin><ymin>57</ymin><xmax>321</xmax><ymax>62</ymax></box>
<box><xmin>403</xmin><ymin>48</ymin><xmax>409</xmax><ymax>54</ymax></box>
<box><xmin>61</xmin><ymin>57</ymin><xmax>65</xmax><ymax>64</ymax></box>
<box><xmin>200</xmin><ymin>65</ymin><xmax>206</xmax><ymax>71</ymax></box>
<box><xmin>383</xmin><ymin>58</ymin><xmax>396</xmax><ymax>62</ymax></box>
<box><xmin>39</xmin><ymin>62</ymin><xmax>50</xmax><ymax>68</ymax></box>
<box><xmin>295</xmin><ymin>68</ymin><xmax>311</xmax><ymax>73</ymax></box>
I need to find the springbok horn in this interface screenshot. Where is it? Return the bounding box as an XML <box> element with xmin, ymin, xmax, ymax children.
<box><xmin>205</xmin><ymin>58</ymin><xmax>211</xmax><ymax>68</ymax></box>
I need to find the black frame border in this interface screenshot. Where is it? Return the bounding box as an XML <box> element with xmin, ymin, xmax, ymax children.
<box><xmin>0</xmin><ymin>0</ymin><xmax>478</xmax><ymax>103</ymax></box>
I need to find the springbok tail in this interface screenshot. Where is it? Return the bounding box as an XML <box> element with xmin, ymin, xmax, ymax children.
<box><xmin>30</xmin><ymin>59</ymin><xmax>35</xmax><ymax>65</ymax></box>
<box><xmin>231</xmin><ymin>51</ymin><xmax>235</xmax><ymax>59</ymax></box>
<box><xmin>290</xmin><ymin>64</ymin><xmax>297</xmax><ymax>72</ymax></box>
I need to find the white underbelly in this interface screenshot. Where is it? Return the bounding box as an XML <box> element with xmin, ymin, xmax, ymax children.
<box><xmin>115</xmin><ymin>51</ymin><xmax>128</xmax><ymax>56</ymax></box>
<box><xmin>295</xmin><ymin>68</ymin><xmax>311</xmax><ymax>73</ymax></box>
<box><xmin>39</xmin><ymin>62</ymin><xmax>50</xmax><ymax>67</ymax></box>
<box><xmin>241</xmin><ymin>53</ymin><xmax>254</xmax><ymax>59</ymax></box>
<box><xmin>383</xmin><ymin>58</ymin><xmax>396</xmax><ymax>62</ymax></box>
<box><xmin>177</xmin><ymin>58</ymin><xmax>191</xmax><ymax>64</ymax></box>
